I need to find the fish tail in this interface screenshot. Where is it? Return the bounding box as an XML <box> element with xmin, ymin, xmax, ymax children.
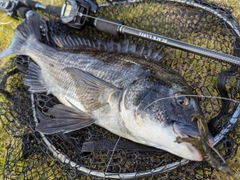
<box><xmin>0</xmin><ymin>12</ymin><xmax>41</xmax><ymax>58</ymax></box>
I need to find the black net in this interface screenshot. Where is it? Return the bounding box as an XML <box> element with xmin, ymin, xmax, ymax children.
<box><xmin>0</xmin><ymin>0</ymin><xmax>240</xmax><ymax>179</ymax></box>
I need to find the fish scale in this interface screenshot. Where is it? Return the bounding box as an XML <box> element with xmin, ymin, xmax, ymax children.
<box><xmin>53</xmin><ymin>49</ymin><xmax>148</xmax><ymax>88</ymax></box>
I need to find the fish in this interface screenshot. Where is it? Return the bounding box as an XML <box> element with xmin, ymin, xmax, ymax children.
<box><xmin>0</xmin><ymin>13</ymin><xmax>214</xmax><ymax>161</ymax></box>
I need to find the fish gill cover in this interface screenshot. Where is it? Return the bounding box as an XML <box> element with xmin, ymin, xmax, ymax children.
<box><xmin>0</xmin><ymin>0</ymin><xmax>240</xmax><ymax>179</ymax></box>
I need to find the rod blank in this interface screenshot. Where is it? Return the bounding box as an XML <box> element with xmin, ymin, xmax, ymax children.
<box><xmin>93</xmin><ymin>17</ymin><xmax>240</xmax><ymax>65</ymax></box>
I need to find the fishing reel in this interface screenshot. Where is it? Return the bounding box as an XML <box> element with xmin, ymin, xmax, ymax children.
<box><xmin>0</xmin><ymin>0</ymin><xmax>98</xmax><ymax>29</ymax></box>
<box><xmin>60</xmin><ymin>0</ymin><xmax>98</xmax><ymax>29</ymax></box>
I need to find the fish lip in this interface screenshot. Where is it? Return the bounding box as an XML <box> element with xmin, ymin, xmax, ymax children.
<box><xmin>172</xmin><ymin>121</ymin><xmax>214</xmax><ymax>146</ymax></box>
<box><xmin>172</xmin><ymin>121</ymin><xmax>203</xmax><ymax>161</ymax></box>
<box><xmin>172</xmin><ymin>121</ymin><xmax>198</xmax><ymax>138</ymax></box>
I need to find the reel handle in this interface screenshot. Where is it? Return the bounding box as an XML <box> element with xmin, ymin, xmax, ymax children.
<box><xmin>22</xmin><ymin>0</ymin><xmax>61</xmax><ymax>16</ymax></box>
<box><xmin>0</xmin><ymin>0</ymin><xmax>61</xmax><ymax>18</ymax></box>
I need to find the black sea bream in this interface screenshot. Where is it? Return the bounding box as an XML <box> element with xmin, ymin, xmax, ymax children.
<box><xmin>0</xmin><ymin>13</ymin><xmax>214</xmax><ymax>161</ymax></box>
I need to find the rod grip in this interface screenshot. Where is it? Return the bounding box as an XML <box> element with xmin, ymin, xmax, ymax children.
<box><xmin>93</xmin><ymin>17</ymin><xmax>123</xmax><ymax>35</ymax></box>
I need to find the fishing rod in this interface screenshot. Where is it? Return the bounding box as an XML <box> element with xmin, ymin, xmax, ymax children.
<box><xmin>1</xmin><ymin>0</ymin><xmax>240</xmax><ymax>65</ymax></box>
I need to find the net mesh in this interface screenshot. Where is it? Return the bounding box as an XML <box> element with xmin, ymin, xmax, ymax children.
<box><xmin>0</xmin><ymin>0</ymin><xmax>240</xmax><ymax>179</ymax></box>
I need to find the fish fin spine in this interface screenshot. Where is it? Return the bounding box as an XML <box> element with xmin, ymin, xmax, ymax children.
<box><xmin>52</xmin><ymin>35</ymin><xmax>164</xmax><ymax>62</ymax></box>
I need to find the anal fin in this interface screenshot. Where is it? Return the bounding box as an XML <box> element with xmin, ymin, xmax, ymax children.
<box><xmin>23</xmin><ymin>62</ymin><xmax>47</xmax><ymax>93</ymax></box>
<box><xmin>36</xmin><ymin>104</ymin><xmax>95</xmax><ymax>134</ymax></box>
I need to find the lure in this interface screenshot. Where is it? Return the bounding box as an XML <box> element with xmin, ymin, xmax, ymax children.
<box><xmin>175</xmin><ymin>114</ymin><xmax>235</xmax><ymax>178</ymax></box>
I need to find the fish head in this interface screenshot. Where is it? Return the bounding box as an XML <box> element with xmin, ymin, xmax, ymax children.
<box><xmin>162</xmin><ymin>89</ymin><xmax>214</xmax><ymax>160</ymax></box>
<box><xmin>121</xmin><ymin>73</ymin><xmax>214</xmax><ymax>161</ymax></box>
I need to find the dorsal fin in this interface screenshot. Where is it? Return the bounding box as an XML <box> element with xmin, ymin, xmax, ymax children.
<box><xmin>52</xmin><ymin>34</ymin><xmax>164</xmax><ymax>62</ymax></box>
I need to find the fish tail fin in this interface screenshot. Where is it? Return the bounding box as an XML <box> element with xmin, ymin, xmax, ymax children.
<box><xmin>0</xmin><ymin>12</ymin><xmax>41</xmax><ymax>58</ymax></box>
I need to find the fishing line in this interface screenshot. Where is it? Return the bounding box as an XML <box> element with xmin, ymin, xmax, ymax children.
<box><xmin>105</xmin><ymin>136</ymin><xmax>121</xmax><ymax>173</ymax></box>
<box><xmin>144</xmin><ymin>95</ymin><xmax>239</xmax><ymax>110</ymax></box>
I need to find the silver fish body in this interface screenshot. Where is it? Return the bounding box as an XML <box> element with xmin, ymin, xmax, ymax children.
<box><xmin>0</xmin><ymin>13</ymin><xmax>214</xmax><ymax>161</ymax></box>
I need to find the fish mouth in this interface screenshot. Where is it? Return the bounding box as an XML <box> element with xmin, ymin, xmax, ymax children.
<box><xmin>173</xmin><ymin>121</ymin><xmax>214</xmax><ymax>146</ymax></box>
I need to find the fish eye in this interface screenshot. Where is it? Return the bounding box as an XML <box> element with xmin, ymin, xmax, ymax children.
<box><xmin>174</xmin><ymin>92</ymin><xmax>190</xmax><ymax>106</ymax></box>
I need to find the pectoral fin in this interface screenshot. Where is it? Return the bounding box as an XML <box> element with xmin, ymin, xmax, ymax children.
<box><xmin>64</xmin><ymin>67</ymin><xmax>119</xmax><ymax>111</ymax></box>
<box><xmin>36</xmin><ymin>104</ymin><xmax>95</xmax><ymax>134</ymax></box>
